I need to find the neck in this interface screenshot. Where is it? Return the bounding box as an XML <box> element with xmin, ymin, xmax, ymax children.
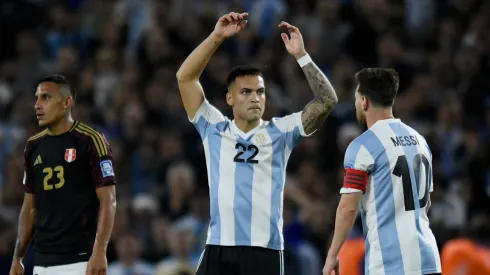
<box><xmin>366</xmin><ymin>108</ymin><xmax>394</xmax><ymax>129</ymax></box>
<box><xmin>234</xmin><ymin>118</ymin><xmax>261</xmax><ymax>133</ymax></box>
<box><xmin>47</xmin><ymin>117</ymin><xmax>74</xmax><ymax>136</ymax></box>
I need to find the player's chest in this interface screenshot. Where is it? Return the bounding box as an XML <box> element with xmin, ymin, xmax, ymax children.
<box><xmin>212</xmin><ymin>130</ymin><xmax>279</xmax><ymax>165</ymax></box>
<box><xmin>30</xmin><ymin>140</ymin><xmax>87</xmax><ymax>192</ymax></box>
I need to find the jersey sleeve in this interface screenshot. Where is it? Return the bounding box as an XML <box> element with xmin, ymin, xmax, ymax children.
<box><xmin>22</xmin><ymin>142</ymin><xmax>34</xmax><ymax>193</ymax></box>
<box><xmin>272</xmin><ymin>111</ymin><xmax>315</xmax><ymax>149</ymax></box>
<box><xmin>340</xmin><ymin>140</ymin><xmax>374</xmax><ymax>194</ymax></box>
<box><xmin>189</xmin><ymin>99</ymin><xmax>226</xmax><ymax>139</ymax></box>
<box><xmin>87</xmin><ymin>133</ymin><xmax>116</xmax><ymax>188</ymax></box>
<box><xmin>422</xmin><ymin>136</ymin><xmax>434</xmax><ymax>193</ymax></box>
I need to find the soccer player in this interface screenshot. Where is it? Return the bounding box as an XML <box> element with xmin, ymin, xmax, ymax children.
<box><xmin>323</xmin><ymin>68</ymin><xmax>442</xmax><ymax>275</ymax></box>
<box><xmin>176</xmin><ymin>12</ymin><xmax>338</xmax><ymax>275</ymax></box>
<box><xmin>9</xmin><ymin>75</ymin><xmax>117</xmax><ymax>275</ymax></box>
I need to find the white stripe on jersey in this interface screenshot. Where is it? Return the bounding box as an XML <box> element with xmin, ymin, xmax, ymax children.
<box><xmin>217</xmin><ymin>132</ymin><xmax>237</xmax><ymax>244</ymax></box>
<box><xmin>191</xmin><ymin>100</ymin><xmax>311</xmax><ymax>250</ymax></box>
<box><xmin>251</xmin><ymin>129</ymin><xmax>272</xmax><ymax>245</ymax></box>
<box><xmin>372</xmin><ymin>123</ymin><xmax>421</xmax><ymax>275</ymax></box>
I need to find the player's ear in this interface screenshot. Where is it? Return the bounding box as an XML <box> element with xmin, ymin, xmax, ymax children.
<box><xmin>361</xmin><ymin>96</ymin><xmax>369</xmax><ymax>111</ymax></box>
<box><xmin>64</xmin><ymin>96</ymin><xmax>73</xmax><ymax>109</ymax></box>
<box><xmin>226</xmin><ymin>91</ymin><xmax>233</xmax><ymax>107</ymax></box>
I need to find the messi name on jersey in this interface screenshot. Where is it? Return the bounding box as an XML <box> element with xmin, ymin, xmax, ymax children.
<box><xmin>391</xmin><ymin>135</ymin><xmax>420</xmax><ymax>147</ymax></box>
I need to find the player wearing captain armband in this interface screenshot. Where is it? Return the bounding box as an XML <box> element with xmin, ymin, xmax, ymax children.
<box><xmin>324</xmin><ymin>68</ymin><xmax>442</xmax><ymax>275</ymax></box>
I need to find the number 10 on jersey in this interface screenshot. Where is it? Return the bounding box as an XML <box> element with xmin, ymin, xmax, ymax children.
<box><xmin>392</xmin><ymin>154</ymin><xmax>431</xmax><ymax>211</ymax></box>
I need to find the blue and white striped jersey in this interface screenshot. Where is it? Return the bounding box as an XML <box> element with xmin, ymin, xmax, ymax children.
<box><xmin>341</xmin><ymin>118</ymin><xmax>442</xmax><ymax>275</ymax></box>
<box><xmin>190</xmin><ymin>100</ymin><xmax>312</xmax><ymax>250</ymax></box>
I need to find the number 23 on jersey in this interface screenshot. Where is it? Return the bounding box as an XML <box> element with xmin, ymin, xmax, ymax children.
<box><xmin>43</xmin><ymin>166</ymin><xmax>65</xmax><ymax>191</ymax></box>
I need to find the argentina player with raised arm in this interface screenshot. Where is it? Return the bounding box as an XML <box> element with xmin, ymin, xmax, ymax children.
<box><xmin>176</xmin><ymin>11</ymin><xmax>338</xmax><ymax>275</ymax></box>
<box><xmin>323</xmin><ymin>68</ymin><xmax>441</xmax><ymax>275</ymax></box>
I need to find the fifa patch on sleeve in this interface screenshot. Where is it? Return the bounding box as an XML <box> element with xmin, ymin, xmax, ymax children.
<box><xmin>100</xmin><ymin>160</ymin><xmax>115</xmax><ymax>178</ymax></box>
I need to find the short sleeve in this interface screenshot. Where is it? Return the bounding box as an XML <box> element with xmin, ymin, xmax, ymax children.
<box><xmin>340</xmin><ymin>140</ymin><xmax>374</xmax><ymax>194</ymax></box>
<box><xmin>22</xmin><ymin>143</ymin><xmax>34</xmax><ymax>193</ymax></box>
<box><xmin>87</xmin><ymin>133</ymin><xmax>116</xmax><ymax>188</ymax></box>
<box><xmin>421</xmin><ymin>136</ymin><xmax>434</xmax><ymax>193</ymax></box>
<box><xmin>189</xmin><ymin>99</ymin><xmax>226</xmax><ymax>139</ymax></box>
<box><xmin>272</xmin><ymin>111</ymin><xmax>315</xmax><ymax>149</ymax></box>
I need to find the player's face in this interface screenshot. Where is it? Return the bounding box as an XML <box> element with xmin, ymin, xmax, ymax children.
<box><xmin>355</xmin><ymin>86</ymin><xmax>367</xmax><ymax>127</ymax></box>
<box><xmin>34</xmin><ymin>83</ymin><xmax>70</xmax><ymax>127</ymax></box>
<box><xmin>227</xmin><ymin>75</ymin><xmax>266</xmax><ymax>123</ymax></box>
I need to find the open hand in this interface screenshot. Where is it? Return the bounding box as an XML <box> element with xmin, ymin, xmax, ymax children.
<box><xmin>279</xmin><ymin>21</ymin><xmax>307</xmax><ymax>59</ymax></box>
<box><xmin>213</xmin><ymin>12</ymin><xmax>248</xmax><ymax>40</ymax></box>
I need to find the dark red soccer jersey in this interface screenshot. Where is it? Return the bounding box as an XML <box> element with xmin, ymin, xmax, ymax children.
<box><xmin>22</xmin><ymin>121</ymin><xmax>116</xmax><ymax>266</ymax></box>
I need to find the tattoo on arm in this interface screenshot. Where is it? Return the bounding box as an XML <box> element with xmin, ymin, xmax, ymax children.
<box><xmin>301</xmin><ymin>62</ymin><xmax>338</xmax><ymax>134</ymax></box>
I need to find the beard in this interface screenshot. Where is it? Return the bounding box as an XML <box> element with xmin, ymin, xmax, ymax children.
<box><xmin>356</xmin><ymin>110</ymin><xmax>368</xmax><ymax>130</ymax></box>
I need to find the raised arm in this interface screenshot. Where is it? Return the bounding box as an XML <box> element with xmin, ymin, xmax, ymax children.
<box><xmin>176</xmin><ymin>12</ymin><xmax>248</xmax><ymax>119</ymax></box>
<box><xmin>279</xmin><ymin>22</ymin><xmax>338</xmax><ymax>135</ymax></box>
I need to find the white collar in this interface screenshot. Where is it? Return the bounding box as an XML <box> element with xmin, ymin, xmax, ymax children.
<box><xmin>372</xmin><ymin>118</ymin><xmax>401</xmax><ymax>128</ymax></box>
<box><xmin>231</xmin><ymin>119</ymin><xmax>264</xmax><ymax>140</ymax></box>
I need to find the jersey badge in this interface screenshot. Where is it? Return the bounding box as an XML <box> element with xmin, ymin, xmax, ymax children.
<box><xmin>255</xmin><ymin>133</ymin><xmax>268</xmax><ymax>145</ymax></box>
<box><xmin>100</xmin><ymin>160</ymin><xmax>115</xmax><ymax>177</ymax></box>
<box><xmin>65</xmin><ymin>148</ymin><xmax>77</xmax><ymax>163</ymax></box>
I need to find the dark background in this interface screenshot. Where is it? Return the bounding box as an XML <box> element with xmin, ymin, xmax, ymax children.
<box><xmin>1</xmin><ymin>0</ymin><xmax>489</xmax><ymax>274</ymax></box>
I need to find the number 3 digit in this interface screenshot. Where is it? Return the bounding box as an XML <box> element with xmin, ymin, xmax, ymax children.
<box><xmin>43</xmin><ymin>166</ymin><xmax>65</xmax><ymax>191</ymax></box>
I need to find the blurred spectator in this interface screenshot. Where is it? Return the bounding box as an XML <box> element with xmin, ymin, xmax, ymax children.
<box><xmin>107</xmin><ymin>231</ymin><xmax>154</xmax><ymax>275</ymax></box>
<box><xmin>1</xmin><ymin>0</ymin><xmax>490</xmax><ymax>274</ymax></box>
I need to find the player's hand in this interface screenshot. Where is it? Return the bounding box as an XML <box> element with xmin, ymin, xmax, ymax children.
<box><xmin>279</xmin><ymin>21</ymin><xmax>307</xmax><ymax>59</ymax></box>
<box><xmin>86</xmin><ymin>251</ymin><xmax>107</xmax><ymax>275</ymax></box>
<box><xmin>9</xmin><ymin>259</ymin><xmax>24</xmax><ymax>275</ymax></box>
<box><xmin>322</xmin><ymin>256</ymin><xmax>340</xmax><ymax>275</ymax></box>
<box><xmin>213</xmin><ymin>12</ymin><xmax>248</xmax><ymax>40</ymax></box>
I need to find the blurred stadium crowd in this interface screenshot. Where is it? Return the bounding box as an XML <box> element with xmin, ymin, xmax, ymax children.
<box><xmin>1</xmin><ymin>0</ymin><xmax>490</xmax><ymax>274</ymax></box>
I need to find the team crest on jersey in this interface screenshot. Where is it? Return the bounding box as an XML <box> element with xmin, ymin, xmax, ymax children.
<box><xmin>65</xmin><ymin>148</ymin><xmax>77</xmax><ymax>163</ymax></box>
<box><xmin>254</xmin><ymin>133</ymin><xmax>268</xmax><ymax>145</ymax></box>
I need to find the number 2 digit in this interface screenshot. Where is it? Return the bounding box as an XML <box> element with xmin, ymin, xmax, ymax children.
<box><xmin>233</xmin><ymin>143</ymin><xmax>260</xmax><ymax>164</ymax></box>
<box><xmin>43</xmin><ymin>166</ymin><xmax>65</xmax><ymax>191</ymax></box>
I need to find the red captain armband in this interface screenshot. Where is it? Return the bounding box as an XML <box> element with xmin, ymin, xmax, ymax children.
<box><xmin>343</xmin><ymin>168</ymin><xmax>369</xmax><ymax>193</ymax></box>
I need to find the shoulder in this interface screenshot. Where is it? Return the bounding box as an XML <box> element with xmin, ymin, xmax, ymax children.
<box><xmin>268</xmin><ymin>112</ymin><xmax>302</xmax><ymax>132</ymax></box>
<box><xmin>72</xmin><ymin>121</ymin><xmax>104</xmax><ymax>135</ymax></box>
<box><xmin>25</xmin><ymin>129</ymin><xmax>48</xmax><ymax>152</ymax></box>
<box><xmin>72</xmin><ymin>122</ymin><xmax>110</xmax><ymax>156</ymax></box>
<box><xmin>72</xmin><ymin>122</ymin><xmax>107</xmax><ymax>141</ymax></box>
<box><xmin>26</xmin><ymin>129</ymin><xmax>47</xmax><ymax>143</ymax></box>
<box><xmin>344</xmin><ymin>130</ymin><xmax>382</xmax><ymax>162</ymax></box>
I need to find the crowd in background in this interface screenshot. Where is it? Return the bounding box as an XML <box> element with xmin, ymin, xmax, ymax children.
<box><xmin>1</xmin><ymin>0</ymin><xmax>490</xmax><ymax>274</ymax></box>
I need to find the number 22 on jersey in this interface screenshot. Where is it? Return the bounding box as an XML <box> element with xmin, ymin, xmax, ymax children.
<box><xmin>233</xmin><ymin>142</ymin><xmax>260</xmax><ymax>164</ymax></box>
<box><xmin>43</xmin><ymin>166</ymin><xmax>65</xmax><ymax>191</ymax></box>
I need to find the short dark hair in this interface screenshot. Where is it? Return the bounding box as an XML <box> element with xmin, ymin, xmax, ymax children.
<box><xmin>226</xmin><ymin>65</ymin><xmax>263</xmax><ymax>88</ymax></box>
<box><xmin>354</xmin><ymin>68</ymin><xmax>399</xmax><ymax>107</ymax></box>
<box><xmin>38</xmin><ymin>74</ymin><xmax>76</xmax><ymax>101</ymax></box>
